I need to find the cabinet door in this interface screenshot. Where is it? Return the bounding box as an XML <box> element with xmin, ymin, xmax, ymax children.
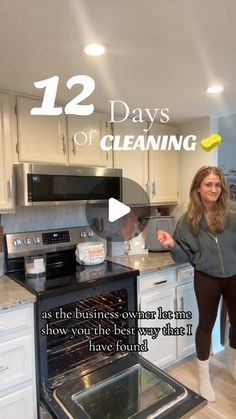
<box><xmin>113</xmin><ymin>120</ymin><xmax>148</xmax><ymax>204</ymax></box>
<box><xmin>68</xmin><ymin>112</ymin><xmax>112</xmax><ymax>167</ymax></box>
<box><xmin>0</xmin><ymin>385</ymin><xmax>36</xmax><ymax>419</ymax></box>
<box><xmin>16</xmin><ymin>97</ymin><xmax>67</xmax><ymax>164</ymax></box>
<box><xmin>139</xmin><ymin>287</ymin><xmax>176</xmax><ymax>368</ymax></box>
<box><xmin>176</xmin><ymin>282</ymin><xmax>198</xmax><ymax>358</ymax></box>
<box><xmin>0</xmin><ymin>93</ymin><xmax>15</xmax><ymax>211</ymax></box>
<box><xmin>148</xmin><ymin>123</ymin><xmax>179</xmax><ymax>203</ymax></box>
<box><xmin>0</xmin><ymin>335</ymin><xmax>33</xmax><ymax>394</ymax></box>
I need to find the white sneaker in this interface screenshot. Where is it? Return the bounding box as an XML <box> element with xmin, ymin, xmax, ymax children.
<box><xmin>228</xmin><ymin>347</ymin><xmax>236</xmax><ymax>381</ymax></box>
<box><xmin>197</xmin><ymin>359</ymin><xmax>216</xmax><ymax>402</ymax></box>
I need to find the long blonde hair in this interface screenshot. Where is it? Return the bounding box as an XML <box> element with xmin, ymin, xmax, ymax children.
<box><xmin>186</xmin><ymin>166</ymin><xmax>229</xmax><ymax>234</ymax></box>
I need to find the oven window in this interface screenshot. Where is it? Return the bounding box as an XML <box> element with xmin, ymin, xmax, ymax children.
<box><xmin>46</xmin><ymin>289</ymin><xmax>129</xmax><ymax>379</ymax></box>
<box><xmin>72</xmin><ymin>364</ymin><xmax>175</xmax><ymax>419</ymax></box>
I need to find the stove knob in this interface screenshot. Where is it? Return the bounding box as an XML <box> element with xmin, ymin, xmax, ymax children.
<box><xmin>80</xmin><ymin>232</ymin><xmax>87</xmax><ymax>238</ymax></box>
<box><xmin>87</xmin><ymin>230</ymin><xmax>94</xmax><ymax>237</ymax></box>
<box><xmin>13</xmin><ymin>239</ymin><xmax>22</xmax><ymax>247</ymax></box>
<box><xmin>33</xmin><ymin>236</ymin><xmax>40</xmax><ymax>244</ymax></box>
<box><xmin>23</xmin><ymin>237</ymin><xmax>32</xmax><ymax>245</ymax></box>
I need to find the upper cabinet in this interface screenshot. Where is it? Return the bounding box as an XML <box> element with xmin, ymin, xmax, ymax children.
<box><xmin>113</xmin><ymin>120</ymin><xmax>148</xmax><ymax>204</ymax></box>
<box><xmin>148</xmin><ymin>123</ymin><xmax>179</xmax><ymax>204</ymax></box>
<box><xmin>113</xmin><ymin>120</ymin><xmax>179</xmax><ymax>204</ymax></box>
<box><xmin>0</xmin><ymin>93</ymin><xmax>16</xmax><ymax>212</ymax></box>
<box><xmin>16</xmin><ymin>97</ymin><xmax>113</xmax><ymax>167</ymax></box>
<box><xmin>16</xmin><ymin>97</ymin><xmax>67</xmax><ymax>164</ymax></box>
<box><xmin>67</xmin><ymin>113</ymin><xmax>112</xmax><ymax>167</ymax></box>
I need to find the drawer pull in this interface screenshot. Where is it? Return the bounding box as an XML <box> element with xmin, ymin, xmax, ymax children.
<box><xmin>0</xmin><ymin>365</ymin><xmax>9</xmax><ymax>372</ymax></box>
<box><xmin>154</xmin><ymin>280</ymin><xmax>167</xmax><ymax>285</ymax></box>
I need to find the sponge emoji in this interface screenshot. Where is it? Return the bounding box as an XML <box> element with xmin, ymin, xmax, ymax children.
<box><xmin>201</xmin><ymin>133</ymin><xmax>222</xmax><ymax>152</ymax></box>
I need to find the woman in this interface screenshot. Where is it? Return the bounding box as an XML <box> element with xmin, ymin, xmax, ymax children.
<box><xmin>157</xmin><ymin>166</ymin><xmax>236</xmax><ymax>402</ymax></box>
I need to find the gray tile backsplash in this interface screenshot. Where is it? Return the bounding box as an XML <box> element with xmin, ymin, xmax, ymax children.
<box><xmin>1</xmin><ymin>205</ymin><xmax>87</xmax><ymax>233</ymax></box>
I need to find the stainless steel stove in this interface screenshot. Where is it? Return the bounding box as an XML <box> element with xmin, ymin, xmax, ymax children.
<box><xmin>5</xmin><ymin>226</ymin><xmax>206</xmax><ymax>419</ymax></box>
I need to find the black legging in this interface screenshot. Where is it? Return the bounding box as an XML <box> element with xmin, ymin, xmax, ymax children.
<box><xmin>194</xmin><ymin>270</ymin><xmax>236</xmax><ymax>360</ymax></box>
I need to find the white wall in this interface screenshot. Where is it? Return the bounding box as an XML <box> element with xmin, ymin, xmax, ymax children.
<box><xmin>174</xmin><ymin>117</ymin><xmax>218</xmax><ymax>219</ymax></box>
<box><xmin>217</xmin><ymin>113</ymin><xmax>236</xmax><ymax>173</ymax></box>
<box><xmin>218</xmin><ymin>142</ymin><xmax>236</xmax><ymax>173</ymax></box>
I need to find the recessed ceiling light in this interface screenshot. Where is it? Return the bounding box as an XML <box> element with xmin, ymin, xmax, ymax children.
<box><xmin>206</xmin><ymin>85</ymin><xmax>224</xmax><ymax>94</ymax></box>
<box><xmin>83</xmin><ymin>43</ymin><xmax>106</xmax><ymax>56</ymax></box>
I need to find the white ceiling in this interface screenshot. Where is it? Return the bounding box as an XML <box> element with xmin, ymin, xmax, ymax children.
<box><xmin>1</xmin><ymin>0</ymin><xmax>236</xmax><ymax>124</ymax></box>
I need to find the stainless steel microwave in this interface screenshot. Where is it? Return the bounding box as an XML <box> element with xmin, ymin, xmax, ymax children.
<box><xmin>15</xmin><ymin>163</ymin><xmax>122</xmax><ymax>206</ymax></box>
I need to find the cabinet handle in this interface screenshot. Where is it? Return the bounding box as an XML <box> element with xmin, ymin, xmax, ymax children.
<box><xmin>154</xmin><ymin>280</ymin><xmax>167</xmax><ymax>285</ymax></box>
<box><xmin>8</xmin><ymin>176</ymin><xmax>13</xmax><ymax>199</ymax></box>
<box><xmin>62</xmin><ymin>135</ymin><xmax>66</xmax><ymax>154</ymax></box>
<box><xmin>72</xmin><ymin>136</ymin><xmax>76</xmax><ymax>155</ymax></box>
<box><xmin>0</xmin><ymin>365</ymin><xmax>9</xmax><ymax>372</ymax></box>
<box><xmin>179</xmin><ymin>296</ymin><xmax>184</xmax><ymax>311</ymax></box>
<box><xmin>173</xmin><ymin>298</ymin><xmax>177</xmax><ymax>312</ymax></box>
<box><xmin>152</xmin><ymin>181</ymin><xmax>156</xmax><ymax>195</ymax></box>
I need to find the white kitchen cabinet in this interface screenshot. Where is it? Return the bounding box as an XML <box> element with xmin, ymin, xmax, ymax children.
<box><xmin>140</xmin><ymin>286</ymin><xmax>176</xmax><ymax>367</ymax></box>
<box><xmin>0</xmin><ymin>93</ymin><xmax>15</xmax><ymax>212</ymax></box>
<box><xmin>16</xmin><ymin>96</ymin><xmax>67</xmax><ymax>164</ymax></box>
<box><xmin>138</xmin><ymin>265</ymin><xmax>197</xmax><ymax>369</ymax></box>
<box><xmin>68</xmin><ymin>113</ymin><xmax>113</xmax><ymax>167</ymax></box>
<box><xmin>0</xmin><ymin>386</ymin><xmax>35</xmax><ymax>419</ymax></box>
<box><xmin>138</xmin><ymin>268</ymin><xmax>177</xmax><ymax>368</ymax></box>
<box><xmin>175</xmin><ymin>266</ymin><xmax>197</xmax><ymax>361</ymax></box>
<box><xmin>113</xmin><ymin>120</ymin><xmax>179</xmax><ymax>204</ymax></box>
<box><xmin>16</xmin><ymin>97</ymin><xmax>113</xmax><ymax>168</ymax></box>
<box><xmin>148</xmin><ymin>123</ymin><xmax>179</xmax><ymax>203</ymax></box>
<box><xmin>176</xmin><ymin>282</ymin><xmax>198</xmax><ymax>358</ymax></box>
<box><xmin>113</xmin><ymin>120</ymin><xmax>149</xmax><ymax>204</ymax></box>
<box><xmin>0</xmin><ymin>304</ymin><xmax>37</xmax><ymax>418</ymax></box>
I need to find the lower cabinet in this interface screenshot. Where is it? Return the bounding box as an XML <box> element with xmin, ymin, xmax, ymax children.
<box><xmin>138</xmin><ymin>266</ymin><xmax>198</xmax><ymax>369</ymax></box>
<box><xmin>140</xmin><ymin>286</ymin><xmax>176</xmax><ymax>367</ymax></box>
<box><xmin>0</xmin><ymin>304</ymin><xmax>37</xmax><ymax>419</ymax></box>
<box><xmin>0</xmin><ymin>386</ymin><xmax>35</xmax><ymax>419</ymax></box>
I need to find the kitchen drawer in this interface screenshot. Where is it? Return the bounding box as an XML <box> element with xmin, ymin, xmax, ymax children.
<box><xmin>177</xmin><ymin>266</ymin><xmax>194</xmax><ymax>283</ymax></box>
<box><xmin>139</xmin><ymin>269</ymin><xmax>176</xmax><ymax>292</ymax></box>
<box><xmin>0</xmin><ymin>385</ymin><xmax>36</xmax><ymax>419</ymax></box>
<box><xmin>0</xmin><ymin>306</ymin><xmax>32</xmax><ymax>339</ymax></box>
<box><xmin>0</xmin><ymin>335</ymin><xmax>33</xmax><ymax>395</ymax></box>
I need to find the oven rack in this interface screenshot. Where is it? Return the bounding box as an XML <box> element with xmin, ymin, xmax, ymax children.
<box><xmin>48</xmin><ymin>335</ymin><xmax>120</xmax><ymax>379</ymax></box>
<box><xmin>47</xmin><ymin>316</ymin><xmax>127</xmax><ymax>355</ymax></box>
<box><xmin>47</xmin><ymin>291</ymin><xmax>128</xmax><ymax>328</ymax></box>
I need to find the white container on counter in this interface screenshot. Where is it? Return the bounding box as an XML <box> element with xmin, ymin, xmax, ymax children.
<box><xmin>75</xmin><ymin>242</ymin><xmax>105</xmax><ymax>265</ymax></box>
<box><xmin>25</xmin><ymin>254</ymin><xmax>46</xmax><ymax>277</ymax></box>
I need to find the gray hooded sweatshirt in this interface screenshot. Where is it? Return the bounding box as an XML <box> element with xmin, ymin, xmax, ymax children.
<box><xmin>170</xmin><ymin>212</ymin><xmax>236</xmax><ymax>278</ymax></box>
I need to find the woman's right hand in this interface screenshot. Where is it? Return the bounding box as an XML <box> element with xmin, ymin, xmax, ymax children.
<box><xmin>157</xmin><ymin>230</ymin><xmax>175</xmax><ymax>249</ymax></box>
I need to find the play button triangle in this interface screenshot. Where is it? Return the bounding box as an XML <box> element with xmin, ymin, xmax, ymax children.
<box><xmin>108</xmin><ymin>198</ymin><xmax>131</xmax><ymax>222</ymax></box>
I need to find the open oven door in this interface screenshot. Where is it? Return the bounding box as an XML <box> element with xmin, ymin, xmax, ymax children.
<box><xmin>52</xmin><ymin>354</ymin><xmax>206</xmax><ymax>419</ymax></box>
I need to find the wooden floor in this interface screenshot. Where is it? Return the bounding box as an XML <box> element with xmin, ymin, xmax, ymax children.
<box><xmin>167</xmin><ymin>350</ymin><xmax>236</xmax><ymax>419</ymax></box>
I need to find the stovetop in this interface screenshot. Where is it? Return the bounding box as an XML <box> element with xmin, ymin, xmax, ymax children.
<box><xmin>8</xmin><ymin>257</ymin><xmax>138</xmax><ymax>300</ymax></box>
<box><xmin>5</xmin><ymin>226</ymin><xmax>139</xmax><ymax>300</ymax></box>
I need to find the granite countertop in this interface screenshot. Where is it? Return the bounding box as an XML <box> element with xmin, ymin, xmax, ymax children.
<box><xmin>0</xmin><ymin>275</ymin><xmax>36</xmax><ymax>311</ymax></box>
<box><xmin>106</xmin><ymin>251</ymin><xmax>177</xmax><ymax>273</ymax></box>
